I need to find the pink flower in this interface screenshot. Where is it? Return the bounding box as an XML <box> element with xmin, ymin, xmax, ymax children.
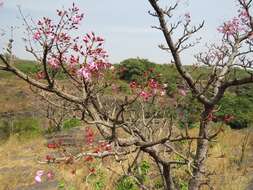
<box><xmin>36</xmin><ymin>71</ymin><xmax>46</xmax><ymax>80</ymax></box>
<box><xmin>129</xmin><ymin>81</ymin><xmax>137</xmax><ymax>89</ymax></box>
<box><xmin>88</xmin><ymin>61</ymin><xmax>99</xmax><ymax>71</ymax></box>
<box><xmin>35</xmin><ymin>170</ymin><xmax>44</xmax><ymax>183</ymax></box>
<box><xmin>36</xmin><ymin>170</ymin><xmax>44</xmax><ymax>176</ymax></box>
<box><xmin>78</xmin><ymin>67</ymin><xmax>91</xmax><ymax>81</ymax></box>
<box><xmin>140</xmin><ymin>91</ymin><xmax>151</xmax><ymax>101</ymax></box>
<box><xmin>72</xmin><ymin>14</ymin><xmax>84</xmax><ymax>25</ymax></box>
<box><xmin>48</xmin><ymin>58</ymin><xmax>60</xmax><ymax>69</ymax></box>
<box><xmin>217</xmin><ymin>10</ymin><xmax>250</xmax><ymax>36</ymax></box>
<box><xmin>178</xmin><ymin>89</ymin><xmax>187</xmax><ymax>96</ymax></box>
<box><xmin>69</xmin><ymin>55</ymin><xmax>79</xmax><ymax>67</ymax></box>
<box><xmin>33</xmin><ymin>31</ymin><xmax>41</xmax><ymax>40</ymax></box>
<box><xmin>46</xmin><ymin>171</ymin><xmax>54</xmax><ymax>180</ymax></box>
<box><xmin>35</xmin><ymin>175</ymin><xmax>42</xmax><ymax>183</ymax></box>
<box><xmin>148</xmin><ymin>79</ymin><xmax>159</xmax><ymax>89</ymax></box>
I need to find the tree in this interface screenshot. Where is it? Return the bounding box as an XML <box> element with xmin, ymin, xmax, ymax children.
<box><xmin>118</xmin><ymin>58</ymin><xmax>156</xmax><ymax>83</ymax></box>
<box><xmin>148</xmin><ymin>0</ymin><xmax>253</xmax><ymax>189</ymax></box>
<box><xmin>1</xmin><ymin>1</ymin><xmax>253</xmax><ymax>190</ymax></box>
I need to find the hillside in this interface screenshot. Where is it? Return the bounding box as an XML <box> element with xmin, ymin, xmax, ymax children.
<box><xmin>0</xmin><ymin>58</ymin><xmax>253</xmax><ymax>189</ymax></box>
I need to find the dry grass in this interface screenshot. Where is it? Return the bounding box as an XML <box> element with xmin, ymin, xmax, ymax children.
<box><xmin>0</xmin><ymin>127</ymin><xmax>252</xmax><ymax>190</ymax></box>
<box><xmin>0</xmin><ymin>134</ymin><xmax>131</xmax><ymax>190</ymax></box>
<box><xmin>0</xmin><ymin>135</ymin><xmax>50</xmax><ymax>189</ymax></box>
<box><xmin>206</xmin><ymin>127</ymin><xmax>253</xmax><ymax>190</ymax></box>
<box><xmin>0</xmin><ymin>78</ymin><xmax>35</xmax><ymax>112</ymax></box>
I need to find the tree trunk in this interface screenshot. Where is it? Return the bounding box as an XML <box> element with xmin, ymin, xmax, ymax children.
<box><xmin>156</xmin><ymin>161</ymin><xmax>176</xmax><ymax>190</ymax></box>
<box><xmin>189</xmin><ymin>107</ymin><xmax>213</xmax><ymax>190</ymax></box>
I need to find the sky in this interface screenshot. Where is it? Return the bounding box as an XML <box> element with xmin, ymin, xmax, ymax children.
<box><xmin>0</xmin><ymin>0</ymin><xmax>238</xmax><ymax>64</ymax></box>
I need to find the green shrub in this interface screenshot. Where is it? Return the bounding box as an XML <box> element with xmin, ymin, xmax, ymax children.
<box><xmin>116</xmin><ymin>176</ymin><xmax>139</xmax><ymax>190</ymax></box>
<box><xmin>118</xmin><ymin>58</ymin><xmax>157</xmax><ymax>83</ymax></box>
<box><xmin>178</xmin><ymin>179</ymin><xmax>188</xmax><ymax>190</ymax></box>
<box><xmin>134</xmin><ymin>160</ymin><xmax>150</xmax><ymax>183</ymax></box>
<box><xmin>62</xmin><ymin>118</ymin><xmax>81</xmax><ymax>130</ymax></box>
<box><xmin>217</xmin><ymin>92</ymin><xmax>253</xmax><ymax>128</ymax></box>
<box><xmin>86</xmin><ymin>169</ymin><xmax>106</xmax><ymax>190</ymax></box>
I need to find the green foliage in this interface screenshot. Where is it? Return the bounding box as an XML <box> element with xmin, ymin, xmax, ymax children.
<box><xmin>154</xmin><ymin>179</ymin><xmax>163</xmax><ymax>189</ymax></box>
<box><xmin>116</xmin><ymin>160</ymin><xmax>151</xmax><ymax>190</ymax></box>
<box><xmin>0</xmin><ymin>117</ymin><xmax>42</xmax><ymax>141</ymax></box>
<box><xmin>14</xmin><ymin>59</ymin><xmax>40</xmax><ymax>74</ymax></box>
<box><xmin>217</xmin><ymin>91</ymin><xmax>253</xmax><ymax>128</ymax></box>
<box><xmin>57</xmin><ymin>180</ymin><xmax>76</xmax><ymax>190</ymax></box>
<box><xmin>58</xmin><ymin>180</ymin><xmax>66</xmax><ymax>189</ymax></box>
<box><xmin>0</xmin><ymin>59</ymin><xmax>40</xmax><ymax>78</ymax></box>
<box><xmin>134</xmin><ymin>160</ymin><xmax>150</xmax><ymax>183</ymax></box>
<box><xmin>116</xmin><ymin>176</ymin><xmax>139</xmax><ymax>190</ymax></box>
<box><xmin>178</xmin><ymin>179</ymin><xmax>188</xmax><ymax>190</ymax></box>
<box><xmin>118</xmin><ymin>58</ymin><xmax>157</xmax><ymax>83</ymax></box>
<box><xmin>86</xmin><ymin>169</ymin><xmax>106</xmax><ymax>190</ymax></box>
<box><xmin>62</xmin><ymin>118</ymin><xmax>81</xmax><ymax>130</ymax></box>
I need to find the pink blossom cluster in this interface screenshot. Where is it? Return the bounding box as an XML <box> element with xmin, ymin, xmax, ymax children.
<box><xmin>48</xmin><ymin>57</ymin><xmax>60</xmax><ymax>69</ymax></box>
<box><xmin>218</xmin><ymin>7</ymin><xmax>250</xmax><ymax>36</ymax></box>
<box><xmin>33</xmin><ymin>3</ymin><xmax>84</xmax><ymax>42</ymax></box>
<box><xmin>32</xmin><ymin>4</ymin><xmax>110</xmax><ymax>82</ymax></box>
<box><xmin>85</xmin><ymin>127</ymin><xmax>94</xmax><ymax>145</ymax></box>
<box><xmin>35</xmin><ymin>170</ymin><xmax>54</xmax><ymax>183</ymax></box>
<box><xmin>75</xmin><ymin>32</ymin><xmax>110</xmax><ymax>81</ymax></box>
<box><xmin>130</xmin><ymin>79</ymin><xmax>166</xmax><ymax>101</ymax></box>
<box><xmin>218</xmin><ymin>18</ymin><xmax>242</xmax><ymax>36</ymax></box>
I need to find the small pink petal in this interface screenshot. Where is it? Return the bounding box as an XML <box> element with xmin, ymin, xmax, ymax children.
<box><xmin>35</xmin><ymin>175</ymin><xmax>42</xmax><ymax>183</ymax></box>
<box><xmin>178</xmin><ymin>89</ymin><xmax>187</xmax><ymax>96</ymax></box>
<box><xmin>47</xmin><ymin>171</ymin><xmax>54</xmax><ymax>180</ymax></box>
<box><xmin>36</xmin><ymin>170</ymin><xmax>44</xmax><ymax>176</ymax></box>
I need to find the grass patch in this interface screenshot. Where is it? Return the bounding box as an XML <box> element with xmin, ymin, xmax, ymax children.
<box><xmin>0</xmin><ymin>117</ymin><xmax>42</xmax><ymax>141</ymax></box>
<box><xmin>63</xmin><ymin>118</ymin><xmax>81</xmax><ymax>130</ymax></box>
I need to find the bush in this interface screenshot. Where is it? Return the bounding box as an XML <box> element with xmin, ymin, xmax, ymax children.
<box><xmin>62</xmin><ymin>118</ymin><xmax>81</xmax><ymax>130</ymax></box>
<box><xmin>217</xmin><ymin>92</ymin><xmax>253</xmax><ymax>128</ymax></box>
<box><xmin>118</xmin><ymin>58</ymin><xmax>157</xmax><ymax>83</ymax></box>
<box><xmin>116</xmin><ymin>176</ymin><xmax>139</xmax><ymax>190</ymax></box>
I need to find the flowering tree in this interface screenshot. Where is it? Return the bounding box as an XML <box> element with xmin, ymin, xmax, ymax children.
<box><xmin>0</xmin><ymin>3</ymin><xmax>178</xmax><ymax>189</ymax></box>
<box><xmin>148</xmin><ymin>0</ymin><xmax>253</xmax><ymax>189</ymax></box>
<box><xmin>1</xmin><ymin>1</ymin><xmax>253</xmax><ymax>189</ymax></box>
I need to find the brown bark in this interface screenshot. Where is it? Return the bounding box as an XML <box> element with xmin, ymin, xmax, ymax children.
<box><xmin>189</xmin><ymin>107</ymin><xmax>213</xmax><ymax>190</ymax></box>
<box><xmin>156</xmin><ymin>162</ymin><xmax>176</xmax><ymax>190</ymax></box>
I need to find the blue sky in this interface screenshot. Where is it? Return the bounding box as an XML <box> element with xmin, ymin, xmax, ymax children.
<box><xmin>0</xmin><ymin>0</ymin><xmax>238</xmax><ymax>64</ymax></box>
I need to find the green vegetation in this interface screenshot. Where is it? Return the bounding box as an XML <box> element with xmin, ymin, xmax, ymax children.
<box><xmin>86</xmin><ymin>169</ymin><xmax>106</xmax><ymax>190</ymax></box>
<box><xmin>116</xmin><ymin>160</ymin><xmax>151</xmax><ymax>190</ymax></box>
<box><xmin>116</xmin><ymin>176</ymin><xmax>138</xmax><ymax>190</ymax></box>
<box><xmin>62</xmin><ymin>118</ymin><xmax>81</xmax><ymax>130</ymax></box>
<box><xmin>1</xmin><ymin>57</ymin><xmax>253</xmax><ymax>129</ymax></box>
<box><xmin>0</xmin><ymin>117</ymin><xmax>42</xmax><ymax>141</ymax></box>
